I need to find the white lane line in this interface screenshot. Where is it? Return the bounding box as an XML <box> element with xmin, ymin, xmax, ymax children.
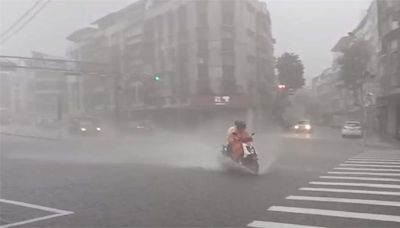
<box><xmin>268</xmin><ymin>206</ymin><xmax>400</xmax><ymax>223</ymax></box>
<box><xmin>340</xmin><ymin>164</ymin><xmax>400</xmax><ymax>168</ymax></box>
<box><xmin>328</xmin><ymin>171</ymin><xmax>400</xmax><ymax>176</ymax></box>
<box><xmin>345</xmin><ymin>161</ymin><xmax>400</xmax><ymax>165</ymax></box>
<box><xmin>247</xmin><ymin>220</ymin><xmax>325</xmax><ymax>228</ymax></box>
<box><xmin>286</xmin><ymin>195</ymin><xmax>400</xmax><ymax>207</ymax></box>
<box><xmin>0</xmin><ymin>199</ymin><xmax>74</xmax><ymax>228</ymax></box>
<box><xmin>300</xmin><ymin>187</ymin><xmax>400</xmax><ymax>196</ymax></box>
<box><xmin>0</xmin><ymin>199</ymin><xmax>72</xmax><ymax>214</ymax></box>
<box><xmin>335</xmin><ymin>167</ymin><xmax>400</xmax><ymax>172</ymax></box>
<box><xmin>0</xmin><ymin>213</ymin><xmax>73</xmax><ymax>228</ymax></box>
<box><xmin>310</xmin><ymin>181</ymin><xmax>400</xmax><ymax>189</ymax></box>
<box><xmin>319</xmin><ymin>176</ymin><xmax>400</xmax><ymax>182</ymax></box>
<box><xmin>349</xmin><ymin>158</ymin><xmax>400</xmax><ymax>162</ymax></box>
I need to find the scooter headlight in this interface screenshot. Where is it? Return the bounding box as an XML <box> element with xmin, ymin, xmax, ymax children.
<box><xmin>305</xmin><ymin>125</ymin><xmax>311</xmax><ymax>130</ymax></box>
<box><xmin>294</xmin><ymin>125</ymin><xmax>299</xmax><ymax>129</ymax></box>
<box><xmin>80</xmin><ymin>127</ymin><xmax>87</xmax><ymax>132</ymax></box>
<box><xmin>96</xmin><ymin>127</ymin><xmax>101</xmax><ymax>131</ymax></box>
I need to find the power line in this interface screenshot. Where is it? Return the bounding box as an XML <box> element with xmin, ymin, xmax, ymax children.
<box><xmin>0</xmin><ymin>0</ymin><xmax>51</xmax><ymax>45</ymax></box>
<box><xmin>0</xmin><ymin>0</ymin><xmax>44</xmax><ymax>39</ymax></box>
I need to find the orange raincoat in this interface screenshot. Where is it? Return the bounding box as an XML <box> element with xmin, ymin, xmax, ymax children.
<box><xmin>227</xmin><ymin>128</ymin><xmax>252</xmax><ymax>161</ymax></box>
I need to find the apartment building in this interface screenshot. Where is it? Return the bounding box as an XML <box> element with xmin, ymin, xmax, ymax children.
<box><xmin>377</xmin><ymin>0</ymin><xmax>400</xmax><ymax>139</ymax></box>
<box><xmin>67</xmin><ymin>0</ymin><xmax>275</xmax><ymax>130</ymax></box>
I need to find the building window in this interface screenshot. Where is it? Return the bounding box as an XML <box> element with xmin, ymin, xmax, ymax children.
<box><xmin>222</xmin><ymin>53</ymin><xmax>235</xmax><ymax>66</ymax></box>
<box><xmin>221</xmin><ymin>39</ymin><xmax>234</xmax><ymax>52</ymax></box>
<box><xmin>167</xmin><ymin>12</ymin><xmax>175</xmax><ymax>33</ymax></box>
<box><xmin>222</xmin><ymin>12</ymin><xmax>234</xmax><ymax>26</ymax></box>
<box><xmin>247</xmin><ymin>55</ymin><xmax>255</xmax><ymax>63</ymax></box>
<box><xmin>178</xmin><ymin>5</ymin><xmax>187</xmax><ymax>29</ymax></box>
<box><xmin>197</xmin><ymin>0</ymin><xmax>208</xmax><ymax>27</ymax></box>
<box><xmin>221</xmin><ymin>26</ymin><xmax>234</xmax><ymax>39</ymax></box>
<box><xmin>197</xmin><ymin>27</ymin><xmax>208</xmax><ymax>40</ymax></box>
<box><xmin>198</xmin><ymin>40</ymin><xmax>208</xmax><ymax>55</ymax></box>
<box><xmin>198</xmin><ymin>64</ymin><xmax>209</xmax><ymax>78</ymax></box>
<box><xmin>390</xmin><ymin>39</ymin><xmax>398</xmax><ymax>51</ymax></box>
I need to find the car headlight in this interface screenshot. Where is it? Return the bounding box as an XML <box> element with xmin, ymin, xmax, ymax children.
<box><xmin>96</xmin><ymin>127</ymin><xmax>101</xmax><ymax>131</ymax></box>
<box><xmin>80</xmin><ymin>127</ymin><xmax>87</xmax><ymax>131</ymax></box>
<box><xmin>294</xmin><ymin>125</ymin><xmax>299</xmax><ymax>129</ymax></box>
<box><xmin>305</xmin><ymin>125</ymin><xmax>311</xmax><ymax>130</ymax></box>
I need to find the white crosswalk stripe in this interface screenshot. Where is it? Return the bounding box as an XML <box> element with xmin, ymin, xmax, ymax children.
<box><xmin>339</xmin><ymin>164</ymin><xmax>400</xmax><ymax>168</ymax></box>
<box><xmin>319</xmin><ymin>175</ymin><xmax>400</xmax><ymax>182</ymax></box>
<box><xmin>247</xmin><ymin>154</ymin><xmax>400</xmax><ymax>227</ymax></box>
<box><xmin>300</xmin><ymin>187</ymin><xmax>400</xmax><ymax>195</ymax></box>
<box><xmin>345</xmin><ymin>161</ymin><xmax>400</xmax><ymax>165</ymax></box>
<box><xmin>286</xmin><ymin>195</ymin><xmax>400</xmax><ymax>207</ymax></box>
<box><xmin>327</xmin><ymin>171</ymin><xmax>400</xmax><ymax>176</ymax></box>
<box><xmin>309</xmin><ymin>181</ymin><xmax>400</xmax><ymax>189</ymax></box>
<box><xmin>268</xmin><ymin>206</ymin><xmax>400</xmax><ymax>223</ymax></box>
<box><xmin>248</xmin><ymin>220</ymin><xmax>325</xmax><ymax>228</ymax></box>
<box><xmin>349</xmin><ymin>158</ymin><xmax>400</xmax><ymax>162</ymax></box>
<box><xmin>334</xmin><ymin>167</ymin><xmax>400</xmax><ymax>172</ymax></box>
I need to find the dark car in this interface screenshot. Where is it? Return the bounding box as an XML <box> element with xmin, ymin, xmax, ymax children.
<box><xmin>69</xmin><ymin>116</ymin><xmax>102</xmax><ymax>135</ymax></box>
<box><xmin>122</xmin><ymin>120</ymin><xmax>154</xmax><ymax>135</ymax></box>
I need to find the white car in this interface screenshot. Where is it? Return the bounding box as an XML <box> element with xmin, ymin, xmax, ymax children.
<box><xmin>342</xmin><ymin>121</ymin><xmax>363</xmax><ymax>138</ymax></box>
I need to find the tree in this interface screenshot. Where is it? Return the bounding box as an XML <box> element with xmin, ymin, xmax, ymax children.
<box><xmin>337</xmin><ymin>39</ymin><xmax>370</xmax><ymax>106</ymax></box>
<box><xmin>276</xmin><ymin>52</ymin><xmax>305</xmax><ymax>91</ymax></box>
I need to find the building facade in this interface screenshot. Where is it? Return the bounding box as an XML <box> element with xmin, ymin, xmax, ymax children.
<box><xmin>67</xmin><ymin>0</ymin><xmax>275</xmax><ymax>130</ymax></box>
<box><xmin>376</xmin><ymin>0</ymin><xmax>400</xmax><ymax>139</ymax></box>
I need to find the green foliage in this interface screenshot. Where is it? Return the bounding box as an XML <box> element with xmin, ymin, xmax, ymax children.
<box><xmin>276</xmin><ymin>52</ymin><xmax>305</xmax><ymax>90</ymax></box>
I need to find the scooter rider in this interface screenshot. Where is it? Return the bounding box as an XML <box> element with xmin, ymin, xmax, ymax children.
<box><xmin>227</xmin><ymin>120</ymin><xmax>253</xmax><ymax>161</ymax></box>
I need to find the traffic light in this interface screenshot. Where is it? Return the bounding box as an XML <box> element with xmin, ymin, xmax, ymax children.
<box><xmin>154</xmin><ymin>75</ymin><xmax>161</xmax><ymax>81</ymax></box>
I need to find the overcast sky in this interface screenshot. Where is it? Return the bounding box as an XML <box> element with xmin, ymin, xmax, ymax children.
<box><xmin>0</xmin><ymin>0</ymin><xmax>371</xmax><ymax>79</ymax></box>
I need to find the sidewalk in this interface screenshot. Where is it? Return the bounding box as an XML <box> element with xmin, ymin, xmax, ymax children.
<box><xmin>0</xmin><ymin>124</ymin><xmax>61</xmax><ymax>140</ymax></box>
<box><xmin>364</xmin><ymin>134</ymin><xmax>400</xmax><ymax>150</ymax></box>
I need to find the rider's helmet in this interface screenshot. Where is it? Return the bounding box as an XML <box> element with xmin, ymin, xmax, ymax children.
<box><xmin>234</xmin><ymin>120</ymin><xmax>246</xmax><ymax>130</ymax></box>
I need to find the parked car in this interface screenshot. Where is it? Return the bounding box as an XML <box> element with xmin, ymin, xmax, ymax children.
<box><xmin>342</xmin><ymin>121</ymin><xmax>363</xmax><ymax>138</ymax></box>
<box><xmin>69</xmin><ymin>116</ymin><xmax>102</xmax><ymax>135</ymax></box>
<box><xmin>293</xmin><ymin>120</ymin><xmax>314</xmax><ymax>133</ymax></box>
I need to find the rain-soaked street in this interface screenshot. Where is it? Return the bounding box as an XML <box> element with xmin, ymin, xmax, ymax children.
<box><xmin>2</xmin><ymin>128</ymin><xmax>399</xmax><ymax>227</ymax></box>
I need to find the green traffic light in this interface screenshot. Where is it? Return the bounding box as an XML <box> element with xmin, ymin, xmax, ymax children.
<box><xmin>154</xmin><ymin>75</ymin><xmax>161</xmax><ymax>81</ymax></box>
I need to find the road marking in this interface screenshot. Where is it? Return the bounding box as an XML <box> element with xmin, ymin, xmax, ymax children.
<box><xmin>300</xmin><ymin>187</ymin><xmax>400</xmax><ymax>196</ymax></box>
<box><xmin>268</xmin><ymin>206</ymin><xmax>400</xmax><ymax>223</ymax></box>
<box><xmin>349</xmin><ymin>158</ymin><xmax>400</xmax><ymax>162</ymax></box>
<box><xmin>286</xmin><ymin>195</ymin><xmax>400</xmax><ymax>207</ymax></box>
<box><xmin>335</xmin><ymin>167</ymin><xmax>400</xmax><ymax>172</ymax></box>
<box><xmin>319</xmin><ymin>176</ymin><xmax>400</xmax><ymax>182</ymax></box>
<box><xmin>0</xmin><ymin>199</ymin><xmax>72</xmax><ymax>215</ymax></box>
<box><xmin>0</xmin><ymin>213</ymin><xmax>71</xmax><ymax>228</ymax></box>
<box><xmin>0</xmin><ymin>199</ymin><xmax>73</xmax><ymax>228</ymax></box>
<box><xmin>353</xmin><ymin>156</ymin><xmax>400</xmax><ymax>159</ymax></box>
<box><xmin>310</xmin><ymin>181</ymin><xmax>400</xmax><ymax>189</ymax></box>
<box><xmin>328</xmin><ymin>171</ymin><xmax>400</xmax><ymax>176</ymax></box>
<box><xmin>340</xmin><ymin>164</ymin><xmax>400</xmax><ymax>168</ymax></box>
<box><xmin>345</xmin><ymin>161</ymin><xmax>400</xmax><ymax>165</ymax></box>
<box><xmin>247</xmin><ymin>220</ymin><xmax>325</xmax><ymax>228</ymax></box>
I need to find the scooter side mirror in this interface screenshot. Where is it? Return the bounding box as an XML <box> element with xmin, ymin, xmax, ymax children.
<box><xmin>251</xmin><ymin>133</ymin><xmax>255</xmax><ymax>136</ymax></box>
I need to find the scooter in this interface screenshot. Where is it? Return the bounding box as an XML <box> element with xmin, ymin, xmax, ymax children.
<box><xmin>220</xmin><ymin>133</ymin><xmax>259</xmax><ymax>175</ymax></box>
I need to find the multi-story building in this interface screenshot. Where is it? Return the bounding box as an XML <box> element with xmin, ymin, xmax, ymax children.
<box><xmin>67</xmin><ymin>0</ymin><xmax>275</xmax><ymax>130</ymax></box>
<box><xmin>376</xmin><ymin>0</ymin><xmax>400</xmax><ymax>139</ymax></box>
<box><xmin>27</xmin><ymin>51</ymin><xmax>69</xmax><ymax>124</ymax></box>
